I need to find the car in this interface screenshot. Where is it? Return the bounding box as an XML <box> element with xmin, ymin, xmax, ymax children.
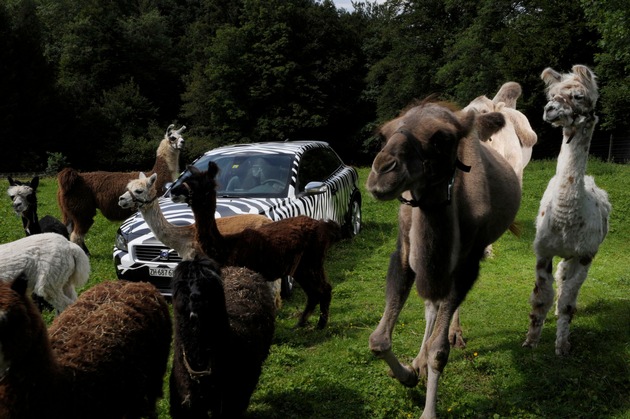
<box><xmin>113</xmin><ymin>140</ymin><xmax>362</xmax><ymax>296</ymax></box>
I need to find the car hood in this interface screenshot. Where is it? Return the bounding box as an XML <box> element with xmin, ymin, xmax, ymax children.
<box><xmin>118</xmin><ymin>196</ymin><xmax>285</xmax><ymax>244</ymax></box>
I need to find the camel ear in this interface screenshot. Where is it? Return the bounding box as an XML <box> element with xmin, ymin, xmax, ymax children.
<box><xmin>207</xmin><ymin>161</ymin><xmax>220</xmax><ymax>179</ymax></box>
<box><xmin>541</xmin><ymin>67</ymin><xmax>562</xmax><ymax>86</ymax></box>
<box><xmin>476</xmin><ymin>112</ymin><xmax>505</xmax><ymax>140</ymax></box>
<box><xmin>10</xmin><ymin>274</ymin><xmax>28</xmax><ymax>297</ymax></box>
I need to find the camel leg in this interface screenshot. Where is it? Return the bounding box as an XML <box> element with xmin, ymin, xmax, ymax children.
<box><xmin>414</xmin><ymin>300</ymin><xmax>439</xmax><ymax>379</ymax></box>
<box><xmin>523</xmin><ymin>256</ymin><xmax>555</xmax><ymax>348</ymax></box>
<box><xmin>554</xmin><ymin>256</ymin><xmax>590</xmax><ymax>356</ymax></box>
<box><xmin>448</xmin><ymin>307</ymin><xmax>466</xmax><ymax>348</ymax></box>
<box><xmin>369</xmin><ymin>249</ymin><xmax>417</xmax><ymax>386</ymax></box>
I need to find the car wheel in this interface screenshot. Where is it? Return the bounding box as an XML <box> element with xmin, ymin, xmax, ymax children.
<box><xmin>343</xmin><ymin>191</ymin><xmax>362</xmax><ymax>238</ymax></box>
<box><xmin>281</xmin><ymin>275</ymin><xmax>294</xmax><ymax>299</ymax></box>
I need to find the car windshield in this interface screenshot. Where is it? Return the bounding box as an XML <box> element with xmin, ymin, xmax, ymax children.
<box><xmin>173</xmin><ymin>152</ymin><xmax>294</xmax><ymax>198</ymax></box>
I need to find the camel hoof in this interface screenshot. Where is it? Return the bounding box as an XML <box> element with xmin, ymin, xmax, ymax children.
<box><xmin>449</xmin><ymin>332</ymin><xmax>466</xmax><ymax>349</ymax></box>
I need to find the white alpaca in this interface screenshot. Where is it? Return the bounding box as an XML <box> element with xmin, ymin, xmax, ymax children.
<box><xmin>118</xmin><ymin>172</ymin><xmax>282</xmax><ymax>307</ymax></box>
<box><xmin>523</xmin><ymin>65</ymin><xmax>611</xmax><ymax>356</ymax></box>
<box><xmin>0</xmin><ymin>233</ymin><xmax>90</xmax><ymax>313</ymax></box>
<box><xmin>464</xmin><ymin>81</ymin><xmax>538</xmax><ymax>185</ymax></box>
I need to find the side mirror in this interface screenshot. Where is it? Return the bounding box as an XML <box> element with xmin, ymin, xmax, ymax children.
<box><xmin>304</xmin><ymin>181</ymin><xmax>327</xmax><ymax>195</ymax></box>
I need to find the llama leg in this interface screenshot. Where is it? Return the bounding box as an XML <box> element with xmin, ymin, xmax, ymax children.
<box><xmin>523</xmin><ymin>256</ymin><xmax>555</xmax><ymax>348</ymax></box>
<box><xmin>370</xmin><ymin>249</ymin><xmax>417</xmax><ymax>387</ymax></box>
<box><xmin>71</xmin><ymin>216</ymin><xmax>94</xmax><ymax>256</ymax></box>
<box><xmin>554</xmin><ymin>256</ymin><xmax>591</xmax><ymax>356</ymax></box>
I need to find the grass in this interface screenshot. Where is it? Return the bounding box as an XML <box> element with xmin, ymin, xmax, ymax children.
<box><xmin>1</xmin><ymin>159</ymin><xmax>629</xmax><ymax>418</ymax></box>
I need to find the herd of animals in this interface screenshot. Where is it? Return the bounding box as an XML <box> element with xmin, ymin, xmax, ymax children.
<box><xmin>0</xmin><ymin>65</ymin><xmax>611</xmax><ymax>418</ymax></box>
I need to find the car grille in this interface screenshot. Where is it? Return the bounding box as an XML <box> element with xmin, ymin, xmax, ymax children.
<box><xmin>134</xmin><ymin>245</ymin><xmax>183</xmax><ymax>263</ymax></box>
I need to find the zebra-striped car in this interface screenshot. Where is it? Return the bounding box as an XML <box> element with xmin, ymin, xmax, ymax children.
<box><xmin>113</xmin><ymin>140</ymin><xmax>361</xmax><ymax>296</ymax></box>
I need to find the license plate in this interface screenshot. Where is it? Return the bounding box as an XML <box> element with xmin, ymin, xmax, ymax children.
<box><xmin>149</xmin><ymin>267</ymin><xmax>174</xmax><ymax>277</ymax></box>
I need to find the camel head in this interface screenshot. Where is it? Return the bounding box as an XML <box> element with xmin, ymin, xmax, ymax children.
<box><xmin>119</xmin><ymin>172</ymin><xmax>159</xmax><ymax>210</ymax></box>
<box><xmin>7</xmin><ymin>176</ymin><xmax>39</xmax><ymax>215</ymax></box>
<box><xmin>165</xmin><ymin>124</ymin><xmax>186</xmax><ymax>151</ymax></box>
<box><xmin>541</xmin><ymin>64</ymin><xmax>598</xmax><ymax>128</ymax></box>
<box><xmin>367</xmin><ymin>100</ymin><xmax>504</xmax><ymax>206</ymax></box>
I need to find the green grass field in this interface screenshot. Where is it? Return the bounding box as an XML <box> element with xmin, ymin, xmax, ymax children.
<box><xmin>1</xmin><ymin>159</ymin><xmax>628</xmax><ymax>418</ymax></box>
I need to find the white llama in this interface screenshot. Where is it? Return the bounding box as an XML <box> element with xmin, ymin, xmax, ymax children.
<box><xmin>523</xmin><ymin>64</ymin><xmax>611</xmax><ymax>355</ymax></box>
<box><xmin>0</xmin><ymin>233</ymin><xmax>91</xmax><ymax>313</ymax></box>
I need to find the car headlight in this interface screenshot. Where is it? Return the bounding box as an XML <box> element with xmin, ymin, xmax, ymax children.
<box><xmin>115</xmin><ymin>230</ymin><xmax>128</xmax><ymax>252</ymax></box>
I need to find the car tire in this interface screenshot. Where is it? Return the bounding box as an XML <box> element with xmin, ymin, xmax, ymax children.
<box><xmin>343</xmin><ymin>190</ymin><xmax>362</xmax><ymax>238</ymax></box>
<box><xmin>280</xmin><ymin>275</ymin><xmax>294</xmax><ymax>299</ymax></box>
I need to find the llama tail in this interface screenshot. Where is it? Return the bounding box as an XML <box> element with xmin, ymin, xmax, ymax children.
<box><xmin>68</xmin><ymin>241</ymin><xmax>91</xmax><ymax>288</ymax></box>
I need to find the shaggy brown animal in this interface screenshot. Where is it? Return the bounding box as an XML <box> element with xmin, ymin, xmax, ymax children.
<box><xmin>170</xmin><ymin>162</ymin><xmax>342</xmax><ymax>328</ymax></box>
<box><xmin>170</xmin><ymin>256</ymin><xmax>275</xmax><ymax>418</ymax></box>
<box><xmin>57</xmin><ymin>124</ymin><xmax>185</xmax><ymax>254</ymax></box>
<box><xmin>0</xmin><ymin>276</ymin><xmax>172</xmax><ymax>419</ymax></box>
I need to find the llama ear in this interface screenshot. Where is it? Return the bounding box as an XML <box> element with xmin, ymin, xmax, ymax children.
<box><xmin>149</xmin><ymin>173</ymin><xmax>158</xmax><ymax>186</ymax></box>
<box><xmin>541</xmin><ymin>67</ymin><xmax>562</xmax><ymax>85</ymax></box>
<box><xmin>8</xmin><ymin>176</ymin><xmax>16</xmax><ymax>186</ymax></box>
<box><xmin>10</xmin><ymin>274</ymin><xmax>28</xmax><ymax>297</ymax></box>
<box><xmin>139</xmin><ymin>172</ymin><xmax>147</xmax><ymax>180</ymax></box>
<box><xmin>572</xmin><ymin>64</ymin><xmax>598</xmax><ymax>94</ymax></box>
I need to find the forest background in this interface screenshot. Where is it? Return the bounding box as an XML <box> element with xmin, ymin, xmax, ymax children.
<box><xmin>1</xmin><ymin>0</ymin><xmax>629</xmax><ymax>173</ymax></box>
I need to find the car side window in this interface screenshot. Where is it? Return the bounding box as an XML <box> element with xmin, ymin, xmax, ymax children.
<box><xmin>297</xmin><ymin>148</ymin><xmax>342</xmax><ymax>192</ymax></box>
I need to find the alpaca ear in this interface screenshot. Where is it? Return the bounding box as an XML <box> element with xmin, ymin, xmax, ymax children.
<box><xmin>30</xmin><ymin>176</ymin><xmax>39</xmax><ymax>190</ymax></box>
<box><xmin>10</xmin><ymin>274</ymin><xmax>28</xmax><ymax>297</ymax></box>
<box><xmin>8</xmin><ymin>176</ymin><xmax>16</xmax><ymax>186</ymax></box>
<box><xmin>541</xmin><ymin>67</ymin><xmax>562</xmax><ymax>86</ymax></box>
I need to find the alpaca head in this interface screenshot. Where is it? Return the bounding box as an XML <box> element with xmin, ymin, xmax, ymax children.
<box><xmin>7</xmin><ymin>176</ymin><xmax>39</xmax><ymax>215</ymax></box>
<box><xmin>119</xmin><ymin>172</ymin><xmax>159</xmax><ymax>210</ymax></box>
<box><xmin>165</xmin><ymin>124</ymin><xmax>186</xmax><ymax>151</ymax></box>
<box><xmin>170</xmin><ymin>162</ymin><xmax>219</xmax><ymax>209</ymax></box>
<box><xmin>541</xmin><ymin>64</ymin><xmax>598</xmax><ymax>128</ymax></box>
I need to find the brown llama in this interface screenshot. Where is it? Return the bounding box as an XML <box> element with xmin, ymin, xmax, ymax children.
<box><xmin>118</xmin><ymin>171</ymin><xmax>282</xmax><ymax>307</ymax></box>
<box><xmin>0</xmin><ymin>276</ymin><xmax>172</xmax><ymax>419</ymax></box>
<box><xmin>170</xmin><ymin>162</ymin><xmax>342</xmax><ymax>329</ymax></box>
<box><xmin>366</xmin><ymin>99</ymin><xmax>521</xmax><ymax>418</ymax></box>
<box><xmin>170</xmin><ymin>255</ymin><xmax>275</xmax><ymax>418</ymax></box>
<box><xmin>57</xmin><ymin>124</ymin><xmax>185</xmax><ymax>255</ymax></box>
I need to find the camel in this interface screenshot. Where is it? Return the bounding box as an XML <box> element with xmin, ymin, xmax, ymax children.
<box><xmin>366</xmin><ymin>98</ymin><xmax>521</xmax><ymax>419</ymax></box>
<box><xmin>523</xmin><ymin>64</ymin><xmax>611</xmax><ymax>356</ymax></box>
<box><xmin>464</xmin><ymin>81</ymin><xmax>538</xmax><ymax>185</ymax></box>
<box><xmin>57</xmin><ymin>124</ymin><xmax>185</xmax><ymax>255</ymax></box>
<box><xmin>118</xmin><ymin>172</ymin><xmax>282</xmax><ymax>308</ymax></box>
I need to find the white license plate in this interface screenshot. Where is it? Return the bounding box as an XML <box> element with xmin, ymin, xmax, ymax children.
<box><xmin>149</xmin><ymin>267</ymin><xmax>174</xmax><ymax>277</ymax></box>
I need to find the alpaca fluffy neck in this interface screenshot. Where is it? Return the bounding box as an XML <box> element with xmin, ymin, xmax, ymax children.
<box><xmin>138</xmin><ymin>198</ymin><xmax>196</xmax><ymax>260</ymax></box>
<box><xmin>553</xmin><ymin>118</ymin><xmax>596</xmax><ymax>211</ymax></box>
<box><xmin>20</xmin><ymin>207</ymin><xmax>42</xmax><ymax>235</ymax></box>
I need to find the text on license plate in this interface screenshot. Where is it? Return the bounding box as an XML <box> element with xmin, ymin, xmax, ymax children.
<box><xmin>149</xmin><ymin>267</ymin><xmax>174</xmax><ymax>277</ymax></box>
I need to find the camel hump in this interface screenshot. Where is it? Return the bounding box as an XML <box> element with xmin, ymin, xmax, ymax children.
<box><xmin>492</xmin><ymin>82</ymin><xmax>522</xmax><ymax>109</ymax></box>
<box><xmin>57</xmin><ymin>167</ymin><xmax>81</xmax><ymax>193</ymax></box>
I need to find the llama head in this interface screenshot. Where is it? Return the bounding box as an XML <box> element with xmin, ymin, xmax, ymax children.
<box><xmin>541</xmin><ymin>64</ymin><xmax>598</xmax><ymax>128</ymax></box>
<box><xmin>119</xmin><ymin>172</ymin><xmax>159</xmax><ymax>210</ymax></box>
<box><xmin>7</xmin><ymin>176</ymin><xmax>39</xmax><ymax>215</ymax></box>
<box><xmin>170</xmin><ymin>162</ymin><xmax>219</xmax><ymax>208</ymax></box>
<box><xmin>165</xmin><ymin>124</ymin><xmax>186</xmax><ymax>151</ymax></box>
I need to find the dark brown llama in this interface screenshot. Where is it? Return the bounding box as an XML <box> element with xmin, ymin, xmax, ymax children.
<box><xmin>57</xmin><ymin>124</ymin><xmax>185</xmax><ymax>254</ymax></box>
<box><xmin>170</xmin><ymin>162</ymin><xmax>342</xmax><ymax>329</ymax></box>
<box><xmin>7</xmin><ymin>176</ymin><xmax>68</xmax><ymax>239</ymax></box>
<box><xmin>0</xmin><ymin>276</ymin><xmax>171</xmax><ymax>419</ymax></box>
<box><xmin>170</xmin><ymin>255</ymin><xmax>275</xmax><ymax>418</ymax></box>
<box><xmin>366</xmin><ymin>99</ymin><xmax>521</xmax><ymax>418</ymax></box>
